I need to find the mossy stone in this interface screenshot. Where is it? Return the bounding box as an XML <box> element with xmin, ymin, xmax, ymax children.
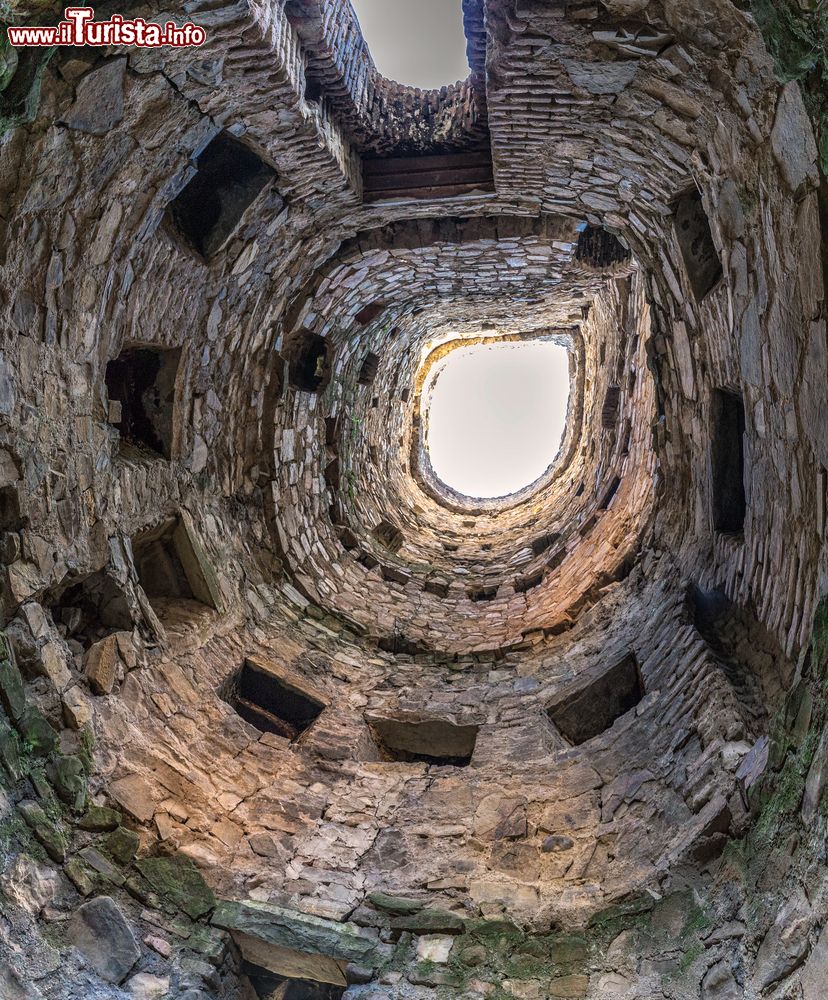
<box><xmin>64</xmin><ymin>856</ymin><xmax>97</xmax><ymax>896</ymax></box>
<box><xmin>0</xmin><ymin>719</ymin><xmax>22</xmax><ymax>780</ymax></box>
<box><xmin>17</xmin><ymin>800</ymin><xmax>67</xmax><ymax>863</ymax></box>
<box><xmin>17</xmin><ymin>707</ymin><xmax>59</xmax><ymax>756</ymax></box>
<box><xmin>188</xmin><ymin>923</ymin><xmax>227</xmax><ymax>963</ymax></box>
<box><xmin>0</xmin><ymin>655</ymin><xmax>25</xmax><ymax>722</ymax></box>
<box><xmin>46</xmin><ymin>755</ymin><xmax>87</xmax><ymax>811</ymax></box>
<box><xmin>78</xmin><ymin>804</ymin><xmax>122</xmax><ymax>832</ymax></box>
<box><xmin>368</xmin><ymin>891</ymin><xmax>424</xmax><ymax>915</ymax></box>
<box><xmin>136</xmin><ymin>856</ymin><xmax>216</xmax><ymax>919</ymax></box>
<box><xmin>103</xmin><ymin>826</ymin><xmax>140</xmax><ymax>866</ymax></box>
<box><xmin>391</xmin><ymin>908</ymin><xmax>465</xmax><ymax>934</ymax></box>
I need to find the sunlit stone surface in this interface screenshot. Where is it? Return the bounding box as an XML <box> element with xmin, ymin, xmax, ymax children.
<box><xmin>0</xmin><ymin>1</ymin><xmax>826</xmax><ymax>998</ymax></box>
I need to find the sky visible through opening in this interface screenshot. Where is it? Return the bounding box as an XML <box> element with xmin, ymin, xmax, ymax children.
<box><xmin>426</xmin><ymin>342</ymin><xmax>570</xmax><ymax>499</ymax></box>
<box><xmin>350</xmin><ymin>0</ymin><xmax>470</xmax><ymax>89</ymax></box>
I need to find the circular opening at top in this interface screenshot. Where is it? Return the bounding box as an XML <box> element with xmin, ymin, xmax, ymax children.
<box><xmin>424</xmin><ymin>341</ymin><xmax>570</xmax><ymax>500</ymax></box>
<box><xmin>350</xmin><ymin>0</ymin><xmax>471</xmax><ymax>89</ymax></box>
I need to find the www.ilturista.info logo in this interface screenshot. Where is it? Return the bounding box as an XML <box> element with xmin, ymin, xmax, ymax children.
<box><xmin>7</xmin><ymin>6</ymin><xmax>207</xmax><ymax>47</ymax></box>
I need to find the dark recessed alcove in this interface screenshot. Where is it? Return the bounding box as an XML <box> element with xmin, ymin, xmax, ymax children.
<box><xmin>222</xmin><ymin>658</ymin><xmax>325</xmax><ymax>740</ymax></box>
<box><xmin>547</xmin><ymin>653</ymin><xmax>644</xmax><ymax>746</ymax></box>
<box><xmin>711</xmin><ymin>388</ymin><xmax>746</xmax><ymax>535</ymax></box>
<box><xmin>673</xmin><ymin>188</ymin><xmax>723</xmax><ymax>301</ymax></box>
<box><xmin>515</xmin><ymin>570</ymin><xmax>543</xmax><ymax>594</ymax></box>
<box><xmin>0</xmin><ymin>484</ymin><xmax>25</xmax><ymax>531</ymax></box>
<box><xmin>165</xmin><ymin>131</ymin><xmax>276</xmax><ymax>259</ymax></box>
<box><xmin>598</xmin><ymin>476</ymin><xmax>622</xmax><ymax>510</ymax></box>
<box><xmin>468</xmin><ymin>585</ymin><xmax>498</xmax><ymax>603</ymax></box>
<box><xmin>367</xmin><ymin>715</ymin><xmax>479</xmax><ymax>767</ymax></box>
<box><xmin>575</xmin><ymin>225</ymin><xmax>631</xmax><ymax>268</ymax></box>
<box><xmin>358</xmin><ymin>352</ymin><xmax>380</xmax><ymax>385</ymax></box>
<box><xmin>105</xmin><ymin>346</ymin><xmax>181</xmax><ymax>459</ymax></box>
<box><xmin>355</xmin><ymin>302</ymin><xmax>387</xmax><ymax>326</ymax></box>
<box><xmin>377</xmin><ymin>634</ymin><xmax>432</xmax><ymax>656</ymax></box>
<box><xmin>304</xmin><ymin>72</ymin><xmax>324</xmax><ymax>105</ymax></box>
<box><xmin>373</xmin><ymin>520</ymin><xmax>404</xmax><ymax>553</ymax></box>
<box><xmin>48</xmin><ymin>569</ymin><xmax>132</xmax><ymax>650</ymax></box>
<box><xmin>285</xmin><ymin>331</ymin><xmax>330</xmax><ymax>393</ymax></box>
<box><xmin>601</xmin><ymin>386</ymin><xmax>621</xmax><ymax>429</ymax></box>
<box><xmin>531</xmin><ymin>532</ymin><xmax>559</xmax><ymax>557</ymax></box>
<box><xmin>131</xmin><ymin>516</ymin><xmax>218</xmax><ymax>618</ymax></box>
<box><xmin>244</xmin><ymin>961</ymin><xmax>346</xmax><ymax>999</ymax></box>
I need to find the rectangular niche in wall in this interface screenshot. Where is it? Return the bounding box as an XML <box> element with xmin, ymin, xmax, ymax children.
<box><xmin>131</xmin><ymin>514</ymin><xmax>221</xmax><ymax>619</ymax></box>
<box><xmin>366</xmin><ymin>714</ymin><xmax>479</xmax><ymax>767</ymax></box>
<box><xmin>165</xmin><ymin>131</ymin><xmax>276</xmax><ymax>259</ymax></box>
<box><xmin>105</xmin><ymin>346</ymin><xmax>181</xmax><ymax>459</ymax></box>
<box><xmin>0</xmin><ymin>483</ymin><xmax>25</xmax><ymax>532</ymax></box>
<box><xmin>357</xmin><ymin>352</ymin><xmax>380</xmax><ymax>385</ymax></box>
<box><xmin>222</xmin><ymin>657</ymin><xmax>326</xmax><ymax>741</ymax></box>
<box><xmin>711</xmin><ymin>388</ymin><xmax>747</xmax><ymax>535</ymax></box>
<box><xmin>546</xmin><ymin>652</ymin><xmax>644</xmax><ymax>746</ymax></box>
<box><xmin>285</xmin><ymin>331</ymin><xmax>330</xmax><ymax>393</ymax></box>
<box><xmin>48</xmin><ymin>569</ymin><xmax>132</xmax><ymax>651</ymax></box>
<box><xmin>372</xmin><ymin>519</ymin><xmax>404</xmax><ymax>553</ymax></box>
<box><xmin>601</xmin><ymin>386</ymin><xmax>621</xmax><ymax>429</ymax></box>
<box><xmin>672</xmin><ymin>188</ymin><xmax>723</xmax><ymax>301</ymax></box>
<box><xmin>245</xmin><ymin>963</ymin><xmax>346</xmax><ymax>999</ymax></box>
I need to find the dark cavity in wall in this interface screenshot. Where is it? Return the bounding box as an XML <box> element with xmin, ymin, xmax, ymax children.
<box><xmin>598</xmin><ymin>476</ymin><xmax>622</xmax><ymax>510</ymax></box>
<box><xmin>673</xmin><ymin>188</ymin><xmax>723</xmax><ymax>300</ymax></box>
<box><xmin>165</xmin><ymin>131</ymin><xmax>276</xmax><ymax>259</ymax></box>
<box><xmin>222</xmin><ymin>658</ymin><xmax>325</xmax><ymax>741</ymax></box>
<box><xmin>531</xmin><ymin>532</ymin><xmax>559</xmax><ymax>557</ymax></box>
<box><xmin>358</xmin><ymin>352</ymin><xmax>380</xmax><ymax>385</ymax></box>
<box><xmin>48</xmin><ymin>569</ymin><xmax>132</xmax><ymax>651</ymax></box>
<box><xmin>515</xmin><ymin>570</ymin><xmax>543</xmax><ymax>594</ymax></box>
<box><xmin>131</xmin><ymin>516</ymin><xmax>218</xmax><ymax>618</ymax></box>
<box><xmin>0</xmin><ymin>483</ymin><xmax>25</xmax><ymax>531</ymax></box>
<box><xmin>688</xmin><ymin>584</ymin><xmax>792</xmax><ymax>721</ymax></box>
<box><xmin>372</xmin><ymin>520</ymin><xmax>404</xmax><ymax>553</ymax></box>
<box><xmin>601</xmin><ymin>386</ymin><xmax>621</xmax><ymax>429</ymax></box>
<box><xmin>285</xmin><ymin>331</ymin><xmax>330</xmax><ymax>393</ymax></box>
<box><xmin>367</xmin><ymin>714</ymin><xmax>479</xmax><ymax>767</ymax></box>
<box><xmin>575</xmin><ymin>225</ymin><xmax>631</xmax><ymax>268</ymax></box>
<box><xmin>468</xmin><ymin>585</ymin><xmax>498</xmax><ymax>602</ymax></box>
<box><xmin>105</xmin><ymin>346</ymin><xmax>181</xmax><ymax>459</ymax></box>
<box><xmin>547</xmin><ymin>652</ymin><xmax>644</xmax><ymax>745</ymax></box>
<box><xmin>244</xmin><ymin>962</ymin><xmax>346</xmax><ymax>999</ymax></box>
<box><xmin>711</xmin><ymin>388</ymin><xmax>746</xmax><ymax>535</ymax></box>
<box><xmin>355</xmin><ymin>302</ymin><xmax>386</xmax><ymax>326</ymax></box>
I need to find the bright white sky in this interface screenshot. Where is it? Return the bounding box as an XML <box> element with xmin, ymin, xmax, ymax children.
<box><xmin>350</xmin><ymin>0</ymin><xmax>471</xmax><ymax>89</ymax></box>
<box><xmin>426</xmin><ymin>342</ymin><xmax>570</xmax><ymax>499</ymax></box>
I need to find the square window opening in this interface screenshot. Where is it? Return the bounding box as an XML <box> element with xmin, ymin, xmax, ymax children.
<box><xmin>285</xmin><ymin>332</ymin><xmax>331</xmax><ymax>393</ymax></box>
<box><xmin>547</xmin><ymin>652</ymin><xmax>644</xmax><ymax>746</ymax></box>
<box><xmin>358</xmin><ymin>352</ymin><xmax>380</xmax><ymax>385</ymax></box>
<box><xmin>47</xmin><ymin>569</ymin><xmax>132</xmax><ymax>651</ymax></box>
<box><xmin>673</xmin><ymin>188</ymin><xmax>723</xmax><ymax>301</ymax></box>
<box><xmin>222</xmin><ymin>658</ymin><xmax>325</xmax><ymax>741</ymax></box>
<box><xmin>165</xmin><ymin>131</ymin><xmax>276</xmax><ymax>259</ymax></box>
<box><xmin>105</xmin><ymin>346</ymin><xmax>181</xmax><ymax>459</ymax></box>
<box><xmin>132</xmin><ymin>515</ymin><xmax>219</xmax><ymax>621</ymax></box>
<box><xmin>711</xmin><ymin>388</ymin><xmax>746</xmax><ymax>535</ymax></box>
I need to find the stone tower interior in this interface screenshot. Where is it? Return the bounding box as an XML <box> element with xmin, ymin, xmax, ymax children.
<box><xmin>0</xmin><ymin>0</ymin><xmax>827</xmax><ymax>998</ymax></box>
